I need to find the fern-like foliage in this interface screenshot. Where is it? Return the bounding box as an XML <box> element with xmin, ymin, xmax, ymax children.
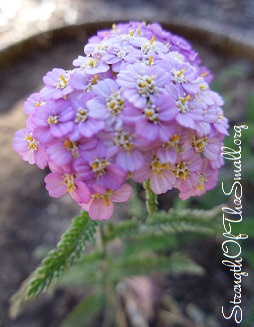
<box><xmin>108</xmin><ymin>252</ymin><xmax>204</xmax><ymax>282</ymax></box>
<box><xmin>59</xmin><ymin>252</ymin><xmax>103</xmax><ymax>287</ymax></box>
<box><xmin>123</xmin><ymin>234</ymin><xmax>178</xmax><ymax>257</ymax></box>
<box><xmin>58</xmin><ymin>206</ymin><xmax>220</xmax><ymax>289</ymax></box>
<box><xmin>106</xmin><ymin>206</ymin><xmax>222</xmax><ymax>242</ymax></box>
<box><xmin>146</xmin><ymin>206</ymin><xmax>222</xmax><ymax>234</ymax></box>
<box><xmin>9</xmin><ymin>211</ymin><xmax>98</xmax><ymax>319</ymax></box>
<box><xmin>58</xmin><ymin>250</ymin><xmax>204</xmax><ymax>290</ymax></box>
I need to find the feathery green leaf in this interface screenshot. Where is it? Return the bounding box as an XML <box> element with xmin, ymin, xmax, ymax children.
<box><xmin>108</xmin><ymin>252</ymin><xmax>204</xmax><ymax>282</ymax></box>
<box><xmin>59</xmin><ymin>252</ymin><xmax>103</xmax><ymax>287</ymax></box>
<box><xmin>146</xmin><ymin>206</ymin><xmax>222</xmax><ymax>234</ymax></box>
<box><xmin>9</xmin><ymin>211</ymin><xmax>98</xmax><ymax>319</ymax></box>
<box><xmin>122</xmin><ymin>234</ymin><xmax>177</xmax><ymax>257</ymax></box>
<box><xmin>106</xmin><ymin>206</ymin><xmax>222</xmax><ymax>242</ymax></box>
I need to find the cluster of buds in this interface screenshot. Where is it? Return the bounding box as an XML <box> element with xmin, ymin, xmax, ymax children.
<box><xmin>13</xmin><ymin>21</ymin><xmax>229</xmax><ymax>220</ymax></box>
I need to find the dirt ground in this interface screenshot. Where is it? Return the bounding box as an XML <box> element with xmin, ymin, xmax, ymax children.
<box><xmin>0</xmin><ymin>1</ymin><xmax>254</xmax><ymax>327</ymax></box>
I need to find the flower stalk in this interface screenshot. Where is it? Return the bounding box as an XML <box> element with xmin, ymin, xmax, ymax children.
<box><xmin>143</xmin><ymin>180</ymin><xmax>158</xmax><ymax>216</ymax></box>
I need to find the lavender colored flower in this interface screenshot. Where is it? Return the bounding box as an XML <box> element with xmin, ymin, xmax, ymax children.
<box><xmin>13</xmin><ymin>21</ymin><xmax>229</xmax><ymax>219</ymax></box>
<box><xmin>13</xmin><ymin>128</ymin><xmax>47</xmax><ymax>169</ymax></box>
<box><xmin>181</xmin><ymin>130</ymin><xmax>221</xmax><ymax>161</ymax></box>
<box><xmin>102</xmin><ymin>44</ymin><xmax>141</xmax><ymax>72</ymax></box>
<box><xmin>179</xmin><ymin>159</ymin><xmax>218</xmax><ymax>200</ymax></box>
<box><xmin>133</xmin><ymin>153</ymin><xmax>176</xmax><ymax>194</ymax></box>
<box><xmin>159</xmin><ymin>55</ymin><xmax>199</xmax><ymax>95</ymax></box>
<box><xmin>156</xmin><ymin>132</ymin><xmax>182</xmax><ymax>164</ymax></box>
<box><xmin>87</xmin><ymin>79</ymin><xmax>125</xmax><ymax>119</ymax></box>
<box><xmin>123</xmin><ymin>94</ymin><xmax>178</xmax><ymax>142</ymax></box>
<box><xmin>73</xmin><ymin>56</ymin><xmax>110</xmax><ymax>74</ymax></box>
<box><xmin>69</xmin><ymin>92</ymin><xmax>105</xmax><ymax>140</ymax></box>
<box><xmin>167</xmin><ymin>84</ymin><xmax>204</xmax><ymax>129</ymax></box>
<box><xmin>46</xmin><ymin>136</ymin><xmax>97</xmax><ymax>167</ymax></box>
<box><xmin>32</xmin><ymin>99</ymin><xmax>75</xmax><ymax>143</ymax></box>
<box><xmin>44</xmin><ymin>165</ymin><xmax>90</xmax><ymax>204</ymax></box>
<box><xmin>172</xmin><ymin>151</ymin><xmax>203</xmax><ymax>195</ymax></box>
<box><xmin>117</xmin><ymin>63</ymin><xmax>170</xmax><ymax>108</ymax></box>
<box><xmin>41</xmin><ymin>68</ymin><xmax>74</xmax><ymax>100</ymax></box>
<box><xmin>81</xmin><ymin>183</ymin><xmax>132</xmax><ymax>220</ymax></box>
<box><xmin>110</xmin><ymin>126</ymin><xmax>149</xmax><ymax>172</ymax></box>
<box><xmin>74</xmin><ymin>141</ymin><xmax>126</xmax><ymax>191</ymax></box>
<box><xmin>23</xmin><ymin>92</ymin><xmax>47</xmax><ymax>115</ymax></box>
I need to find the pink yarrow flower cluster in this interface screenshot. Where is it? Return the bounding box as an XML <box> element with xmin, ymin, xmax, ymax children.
<box><xmin>13</xmin><ymin>21</ymin><xmax>229</xmax><ymax>220</ymax></box>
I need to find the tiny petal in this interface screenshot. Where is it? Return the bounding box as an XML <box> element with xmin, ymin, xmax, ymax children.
<box><xmin>89</xmin><ymin>198</ymin><xmax>114</xmax><ymax>220</ymax></box>
<box><xmin>70</xmin><ymin>180</ymin><xmax>91</xmax><ymax>204</ymax></box>
<box><xmin>111</xmin><ymin>183</ymin><xmax>132</xmax><ymax>202</ymax></box>
<box><xmin>150</xmin><ymin>170</ymin><xmax>176</xmax><ymax>194</ymax></box>
<box><xmin>44</xmin><ymin>173</ymin><xmax>67</xmax><ymax>198</ymax></box>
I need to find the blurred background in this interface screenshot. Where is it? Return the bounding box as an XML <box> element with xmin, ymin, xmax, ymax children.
<box><xmin>0</xmin><ymin>1</ymin><xmax>254</xmax><ymax>327</ymax></box>
<box><xmin>0</xmin><ymin>0</ymin><xmax>254</xmax><ymax>51</ymax></box>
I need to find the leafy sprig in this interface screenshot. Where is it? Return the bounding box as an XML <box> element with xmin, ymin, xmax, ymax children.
<box><xmin>10</xmin><ymin>211</ymin><xmax>98</xmax><ymax>318</ymax></box>
<box><xmin>105</xmin><ymin>205</ymin><xmax>222</xmax><ymax>242</ymax></box>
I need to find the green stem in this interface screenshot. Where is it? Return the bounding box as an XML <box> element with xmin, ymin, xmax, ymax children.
<box><xmin>96</xmin><ymin>223</ymin><xmax>114</xmax><ymax>327</ymax></box>
<box><xmin>101</xmin><ymin>279</ymin><xmax>115</xmax><ymax>327</ymax></box>
<box><xmin>96</xmin><ymin>222</ymin><xmax>106</xmax><ymax>257</ymax></box>
<box><xmin>143</xmin><ymin>180</ymin><xmax>158</xmax><ymax>216</ymax></box>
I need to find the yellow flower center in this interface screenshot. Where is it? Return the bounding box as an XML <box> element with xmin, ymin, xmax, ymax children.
<box><xmin>84</xmin><ymin>75</ymin><xmax>99</xmax><ymax>92</ymax></box>
<box><xmin>92</xmin><ymin>190</ymin><xmax>113</xmax><ymax>206</ymax></box>
<box><xmin>62</xmin><ymin>174</ymin><xmax>76</xmax><ymax>192</ymax></box>
<box><xmin>89</xmin><ymin>58</ymin><xmax>98</xmax><ymax>68</ymax></box>
<box><xmin>81</xmin><ymin>58</ymin><xmax>99</xmax><ymax>69</ymax></box>
<box><xmin>171</xmin><ymin>68</ymin><xmax>187</xmax><ymax>84</ymax></box>
<box><xmin>162</xmin><ymin>134</ymin><xmax>181</xmax><ymax>151</ymax></box>
<box><xmin>147</xmin><ymin>56</ymin><xmax>154</xmax><ymax>66</ymax></box>
<box><xmin>75</xmin><ymin>108</ymin><xmax>88</xmax><ymax>123</ymax></box>
<box><xmin>143</xmin><ymin>102</ymin><xmax>159</xmax><ymax>123</ymax></box>
<box><xmin>217</xmin><ymin>115</ymin><xmax>224</xmax><ymax>122</ymax></box>
<box><xmin>142</xmin><ymin>36</ymin><xmax>157</xmax><ymax>55</ymax></box>
<box><xmin>198</xmin><ymin>174</ymin><xmax>207</xmax><ymax>190</ymax></box>
<box><xmin>150</xmin><ymin>156</ymin><xmax>169</xmax><ymax>174</ymax></box>
<box><xmin>192</xmin><ymin>136</ymin><xmax>208</xmax><ymax>153</ymax></box>
<box><xmin>106</xmin><ymin>92</ymin><xmax>124</xmax><ymax>115</ymax></box>
<box><xmin>201</xmin><ymin>71</ymin><xmax>209</xmax><ymax>78</ymax></box>
<box><xmin>90</xmin><ymin>158</ymin><xmax>110</xmax><ymax>177</ymax></box>
<box><xmin>64</xmin><ymin>140</ymin><xmax>79</xmax><ymax>158</ymax></box>
<box><xmin>35</xmin><ymin>100</ymin><xmax>46</xmax><ymax>107</ymax></box>
<box><xmin>173</xmin><ymin>161</ymin><xmax>189</xmax><ymax>180</ymax></box>
<box><xmin>24</xmin><ymin>134</ymin><xmax>38</xmax><ymax>151</ymax></box>
<box><xmin>176</xmin><ymin>95</ymin><xmax>191</xmax><ymax>113</ymax></box>
<box><xmin>56</xmin><ymin>72</ymin><xmax>71</xmax><ymax>89</ymax></box>
<box><xmin>113</xmin><ymin>131</ymin><xmax>134</xmax><ymax>151</ymax></box>
<box><xmin>47</xmin><ymin>115</ymin><xmax>59</xmax><ymax>125</ymax></box>
<box><xmin>137</xmin><ymin>75</ymin><xmax>158</xmax><ymax>97</ymax></box>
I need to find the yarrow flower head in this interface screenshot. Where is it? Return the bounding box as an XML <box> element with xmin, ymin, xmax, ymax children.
<box><xmin>13</xmin><ymin>21</ymin><xmax>229</xmax><ymax>220</ymax></box>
